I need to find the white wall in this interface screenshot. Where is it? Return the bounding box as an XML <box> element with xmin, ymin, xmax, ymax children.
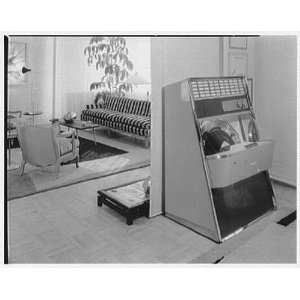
<box><xmin>8</xmin><ymin>37</ymin><xmax>31</xmax><ymax>112</ymax></box>
<box><xmin>222</xmin><ymin>37</ymin><xmax>256</xmax><ymax>78</ymax></box>
<box><xmin>8</xmin><ymin>37</ymin><xmax>54</xmax><ymax>124</ymax></box>
<box><xmin>54</xmin><ymin>37</ymin><xmax>151</xmax><ymax>119</ymax></box>
<box><xmin>254</xmin><ymin>36</ymin><xmax>297</xmax><ymax>185</ymax></box>
<box><xmin>150</xmin><ymin>37</ymin><xmax>221</xmax><ymax>216</ymax></box>
<box><xmin>127</xmin><ymin>37</ymin><xmax>151</xmax><ymax>99</ymax></box>
<box><xmin>54</xmin><ymin>37</ymin><xmax>93</xmax><ymax>118</ymax></box>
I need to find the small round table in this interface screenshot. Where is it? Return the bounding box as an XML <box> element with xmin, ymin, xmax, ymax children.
<box><xmin>23</xmin><ymin>111</ymin><xmax>43</xmax><ymax>126</ymax></box>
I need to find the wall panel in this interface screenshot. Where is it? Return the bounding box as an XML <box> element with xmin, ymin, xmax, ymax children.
<box><xmin>150</xmin><ymin>37</ymin><xmax>221</xmax><ymax>216</ymax></box>
<box><xmin>254</xmin><ymin>36</ymin><xmax>297</xmax><ymax>185</ymax></box>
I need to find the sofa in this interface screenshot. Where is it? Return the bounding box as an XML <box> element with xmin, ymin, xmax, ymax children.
<box><xmin>81</xmin><ymin>95</ymin><xmax>151</xmax><ymax>146</ymax></box>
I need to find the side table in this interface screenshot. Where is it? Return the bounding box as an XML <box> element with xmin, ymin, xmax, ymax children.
<box><xmin>23</xmin><ymin>111</ymin><xmax>43</xmax><ymax>126</ymax></box>
<box><xmin>59</xmin><ymin>119</ymin><xmax>99</xmax><ymax>145</ymax></box>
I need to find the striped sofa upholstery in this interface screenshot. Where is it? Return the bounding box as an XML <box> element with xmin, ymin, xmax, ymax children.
<box><xmin>81</xmin><ymin>95</ymin><xmax>151</xmax><ymax>138</ymax></box>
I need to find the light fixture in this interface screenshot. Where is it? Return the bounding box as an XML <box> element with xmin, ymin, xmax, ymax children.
<box><xmin>127</xmin><ymin>72</ymin><xmax>150</xmax><ymax>85</ymax></box>
<box><xmin>21</xmin><ymin>66</ymin><xmax>31</xmax><ymax>74</ymax></box>
<box><xmin>8</xmin><ymin>44</ymin><xmax>31</xmax><ymax>83</ymax></box>
<box><xmin>127</xmin><ymin>72</ymin><xmax>150</xmax><ymax>100</ymax></box>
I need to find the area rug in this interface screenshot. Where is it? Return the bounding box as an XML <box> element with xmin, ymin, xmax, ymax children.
<box><xmin>68</xmin><ymin>136</ymin><xmax>127</xmax><ymax>163</ymax></box>
<box><xmin>7</xmin><ymin>138</ymin><xmax>150</xmax><ymax>200</ymax></box>
<box><xmin>10</xmin><ymin>136</ymin><xmax>127</xmax><ymax>162</ymax></box>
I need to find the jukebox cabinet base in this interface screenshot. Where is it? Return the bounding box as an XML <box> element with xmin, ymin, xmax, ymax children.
<box><xmin>212</xmin><ymin>171</ymin><xmax>275</xmax><ymax>240</ymax></box>
<box><xmin>164</xmin><ymin>212</ymin><xmax>221</xmax><ymax>243</ymax></box>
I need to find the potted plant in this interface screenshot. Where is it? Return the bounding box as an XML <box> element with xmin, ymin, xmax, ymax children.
<box><xmin>84</xmin><ymin>37</ymin><xmax>134</xmax><ymax>104</ymax></box>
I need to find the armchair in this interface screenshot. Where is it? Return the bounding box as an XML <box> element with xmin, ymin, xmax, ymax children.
<box><xmin>17</xmin><ymin>125</ymin><xmax>79</xmax><ymax>177</ymax></box>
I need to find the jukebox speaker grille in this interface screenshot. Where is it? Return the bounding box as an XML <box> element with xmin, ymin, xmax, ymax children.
<box><xmin>190</xmin><ymin>77</ymin><xmax>246</xmax><ymax>100</ymax></box>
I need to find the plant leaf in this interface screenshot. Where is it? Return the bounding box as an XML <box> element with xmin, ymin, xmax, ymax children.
<box><xmin>127</xmin><ymin>60</ymin><xmax>133</xmax><ymax>70</ymax></box>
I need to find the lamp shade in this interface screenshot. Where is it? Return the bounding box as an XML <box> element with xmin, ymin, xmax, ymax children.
<box><xmin>22</xmin><ymin>66</ymin><xmax>31</xmax><ymax>74</ymax></box>
<box><xmin>127</xmin><ymin>72</ymin><xmax>150</xmax><ymax>85</ymax></box>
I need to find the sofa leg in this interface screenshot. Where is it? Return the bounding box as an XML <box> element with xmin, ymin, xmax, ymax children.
<box><xmin>107</xmin><ymin>129</ymin><xmax>111</xmax><ymax>137</ymax></box>
<box><xmin>145</xmin><ymin>138</ymin><xmax>150</xmax><ymax>148</ymax></box>
<box><xmin>55</xmin><ymin>163</ymin><xmax>60</xmax><ymax>178</ymax></box>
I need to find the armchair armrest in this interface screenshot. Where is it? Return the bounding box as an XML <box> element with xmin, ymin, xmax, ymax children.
<box><xmin>57</xmin><ymin>130</ymin><xmax>74</xmax><ymax>138</ymax></box>
<box><xmin>57</xmin><ymin>132</ymin><xmax>79</xmax><ymax>157</ymax></box>
<box><xmin>53</xmin><ymin>122</ymin><xmax>75</xmax><ymax>138</ymax></box>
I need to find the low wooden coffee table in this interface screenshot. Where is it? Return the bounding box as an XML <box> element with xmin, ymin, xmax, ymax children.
<box><xmin>97</xmin><ymin>180</ymin><xmax>150</xmax><ymax>225</ymax></box>
<box><xmin>59</xmin><ymin>119</ymin><xmax>99</xmax><ymax>144</ymax></box>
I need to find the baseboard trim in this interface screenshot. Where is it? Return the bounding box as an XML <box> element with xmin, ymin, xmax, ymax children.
<box><xmin>149</xmin><ymin>211</ymin><xmax>162</xmax><ymax>218</ymax></box>
<box><xmin>270</xmin><ymin>176</ymin><xmax>296</xmax><ymax>189</ymax></box>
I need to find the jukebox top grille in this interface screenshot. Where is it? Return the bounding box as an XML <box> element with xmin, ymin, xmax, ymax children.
<box><xmin>190</xmin><ymin>77</ymin><xmax>246</xmax><ymax>100</ymax></box>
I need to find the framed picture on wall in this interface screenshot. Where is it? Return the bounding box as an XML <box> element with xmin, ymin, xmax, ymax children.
<box><xmin>229</xmin><ymin>37</ymin><xmax>248</xmax><ymax>50</ymax></box>
<box><xmin>8</xmin><ymin>41</ymin><xmax>28</xmax><ymax>85</ymax></box>
<box><xmin>228</xmin><ymin>52</ymin><xmax>248</xmax><ymax>76</ymax></box>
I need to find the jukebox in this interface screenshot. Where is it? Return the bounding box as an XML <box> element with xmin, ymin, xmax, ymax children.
<box><xmin>163</xmin><ymin>76</ymin><xmax>276</xmax><ymax>242</ymax></box>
